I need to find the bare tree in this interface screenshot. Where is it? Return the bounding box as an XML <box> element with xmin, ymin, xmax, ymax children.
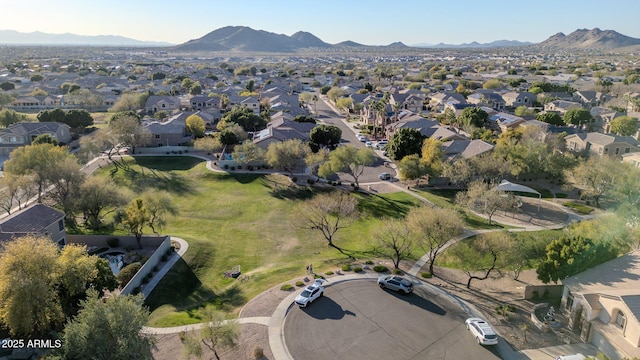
<box><xmin>456</xmin><ymin>180</ymin><xmax>517</xmax><ymax>225</ymax></box>
<box><xmin>371</xmin><ymin>218</ymin><xmax>412</xmax><ymax>269</ymax></box>
<box><xmin>406</xmin><ymin>206</ymin><xmax>464</xmax><ymax>276</ymax></box>
<box><xmin>295</xmin><ymin>191</ymin><xmax>359</xmax><ymax>259</ymax></box>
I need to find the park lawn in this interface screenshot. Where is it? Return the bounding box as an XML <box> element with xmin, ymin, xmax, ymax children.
<box><xmin>98</xmin><ymin>156</ymin><xmax>423</xmax><ymax>327</ymax></box>
<box><xmin>412</xmin><ymin>189</ymin><xmax>511</xmax><ymax>230</ymax></box>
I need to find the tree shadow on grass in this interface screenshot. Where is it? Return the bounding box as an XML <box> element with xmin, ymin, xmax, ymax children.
<box><xmin>357</xmin><ymin>192</ymin><xmax>416</xmax><ymax>219</ymax></box>
<box><xmin>119</xmin><ymin>167</ymin><xmax>195</xmax><ymax>195</ymax></box>
<box><xmin>144</xmin><ymin>258</ymin><xmax>246</xmax><ymax>315</ymax></box>
<box><xmin>131</xmin><ymin>156</ymin><xmax>204</xmax><ymax>171</ymax></box>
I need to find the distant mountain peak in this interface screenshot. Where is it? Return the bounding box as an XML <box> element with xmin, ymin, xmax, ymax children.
<box><xmin>0</xmin><ymin>29</ymin><xmax>173</xmax><ymax>46</ymax></box>
<box><xmin>537</xmin><ymin>28</ymin><xmax>640</xmax><ymax>50</ymax></box>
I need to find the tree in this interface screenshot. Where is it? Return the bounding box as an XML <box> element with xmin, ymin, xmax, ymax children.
<box><xmin>140</xmin><ymin>191</ymin><xmax>177</xmax><ymax>235</ymax></box>
<box><xmin>386</xmin><ymin>128</ymin><xmax>424</xmax><ymax>161</ymax></box>
<box><xmin>219</xmin><ymin>106</ymin><xmax>266</xmax><ymax>132</ymax></box>
<box><xmin>536</xmin><ymin>236</ymin><xmax>617</xmax><ymax>284</ymax></box>
<box><xmin>0</xmin><ymin>81</ymin><xmax>15</xmax><ymax>91</ymax></box>
<box><xmin>336</xmin><ymin>97</ymin><xmax>353</xmax><ymax>113</ymax></box>
<box><xmin>232</xmin><ymin>140</ymin><xmax>266</xmax><ymax>166</ymax></box>
<box><xmin>563</xmin><ymin>108</ymin><xmax>593</xmax><ymax>127</ymax></box>
<box><xmin>31</xmin><ymin>133</ymin><xmax>57</xmax><ymax>145</ymax></box>
<box><xmin>396</xmin><ymin>154</ymin><xmax>427</xmax><ymax>185</ymax></box>
<box><xmin>0</xmin><ymin>236</ymin><xmax>116</xmax><ymax>337</ymax></box>
<box><xmin>567</xmin><ymin>155</ymin><xmax>619</xmax><ymax>207</ymax></box>
<box><xmin>194</xmin><ymin>136</ymin><xmax>224</xmax><ymax>155</ymax></box>
<box><xmin>185</xmin><ymin>309</ymin><xmax>239</xmax><ymax>360</ymax></box>
<box><xmin>482</xmin><ymin>79</ymin><xmax>502</xmax><ymax>89</ymax></box>
<box><xmin>458</xmin><ymin>107</ymin><xmax>488</xmax><ymax>128</ymax></box>
<box><xmin>0</xmin><ymin>236</ymin><xmax>62</xmax><ymax>337</ymax></box>
<box><xmin>371</xmin><ymin>219</ymin><xmax>412</xmax><ymax>269</ymax></box>
<box><xmin>78</xmin><ymin>176</ymin><xmax>127</xmax><ymax>230</ymax></box>
<box><xmin>295</xmin><ymin>191</ymin><xmax>359</xmax><ymax>259</ymax></box>
<box><xmin>514</xmin><ymin>106</ymin><xmax>536</xmax><ymax>117</ymax></box>
<box><xmin>449</xmin><ymin>233</ymin><xmax>502</xmax><ymax>289</ymax></box>
<box><xmin>266</xmin><ymin>139</ymin><xmax>310</xmax><ymax>175</ymax></box>
<box><xmin>420</xmin><ymin>137</ymin><xmax>444</xmax><ymax>180</ymax></box>
<box><xmin>64</xmin><ymin>109</ymin><xmax>94</xmax><ymax>132</ymax></box>
<box><xmin>37</xmin><ymin>108</ymin><xmax>66</xmax><ymax>123</ymax></box>
<box><xmin>3</xmin><ymin>143</ymin><xmax>71</xmax><ymax>203</ymax></box>
<box><xmin>109</xmin><ymin>92</ymin><xmax>148</xmax><ymax>112</ymax></box>
<box><xmin>218</xmin><ymin>129</ymin><xmax>239</xmax><ymax>147</ymax></box>
<box><xmin>406</xmin><ymin>206</ymin><xmax>464</xmax><ymax>276</ymax></box>
<box><xmin>609</xmin><ymin>116</ymin><xmax>638</xmax><ymax>136</ymax></box>
<box><xmin>309</xmin><ymin>124</ymin><xmax>342</xmax><ymax>150</ymax></box>
<box><xmin>0</xmin><ymin>173</ymin><xmax>37</xmax><ymax>214</ymax></box>
<box><xmin>186</xmin><ymin>114</ymin><xmax>206</xmax><ymax>138</ymax></box>
<box><xmin>119</xmin><ymin>198</ymin><xmax>150</xmax><ymax>249</ymax></box>
<box><xmin>46</xmin><ymin>155</ymin><xmax>85</xmax><ymax>226</ymax></box>
<box><xmin>536</xmin><ymin>112</ymin><xmax>564</xmax><ymax>126</ymax></box>
<box><xmin>0</xmin><ymin>108</ymin><xmax>27</xmax><ymax>128</ymax></box>
<box><xmin>61</xmin><ymin>290</ymin><xmax>154</xmax><ymax>360</ymax></box>
<box><xmin>293</xmin><ymin>115</ymin><xmax>316</xmax><ymax>124</ymax></box>
<box><xmin>318</xmin><ymin>145</ymin><xmax>374</xmax><ymax>187</ymax></box>
<box><xmin>456</xmin><ymin>180</ymin><xmax>518</xmax><ymax>225</ymax></box>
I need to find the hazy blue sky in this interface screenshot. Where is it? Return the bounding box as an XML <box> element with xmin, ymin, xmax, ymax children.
<box><xmin>2</xmin><ymin>0</ymin><xmax>639</xmax><ymax>45</ymax></box>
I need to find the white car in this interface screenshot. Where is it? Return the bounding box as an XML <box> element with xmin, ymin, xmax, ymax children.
<box><xmin>377</xmin><ymin>275</ymin><xmax>413</xmax><ymax>294</ymax></box>
<box><xmin>294</xmin><ymin>280</ymin><xmax>324</xmax><ymax>308</ymax></box>
<box><xmin>465</xmin><ymin>318</ymin><xmax>498</xmax><ymax>345</ymax></box>
<box><xmin>365</xmin><ymin>141</ymin><xmax>373</xmax><ymax>148</ymax></box>
<box><xmin>378</xmin><ymin>172</ymin><xmax>392</xmax><ymax>180</ymax></box>
<box><xmin>375</xmin><ymin>141</ymin><xmax>388</xmax><ymax>149</ymax></box>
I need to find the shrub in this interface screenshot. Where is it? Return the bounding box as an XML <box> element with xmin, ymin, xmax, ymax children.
<box><xmin>237</xmin><ymin>165</ymin><xmax>242</xmax><ymax>169</ymax></box>
<box><xmin>353</xmin><ymin>266</ymin><xmax>363</xmax><ymax>273</ymax></box>
<box><xmin>224</xmin><ymin>164</ymin><xmax>229</xmax><ymax>169</ymax></box>
<box><xmin>123</xmin><ymin>245</ymin><xmax>133</xmax><ymax>251</ymax></box>
<box><xmin>117</xmin><ymin>263</ymin><xmax>142</xmax><ymax>287</ymax></box>
<box><xmin>142</xmin><ymin>277</ymin><xmax>149</xmax><ymax>284</ymax></box>
<box><xmin>543</xmin><ymin>289</ymin><xmax>550</xmax><ymax>299</ymax></box>
<box><xmin>179</xmin><ymin>331</ymin><xmax>186</xmax><ymax>342</ymax></box>
<box><xmin>392</xmin><ymin>269</ymin><xmax>403</xmax><ymax>275</ymax></box>
<box><xmin>532</xmin><ymin>290</ymin><xmax>540</xmax><ymax>300</ymax></box>
<box><xmin>295</xmin><ymin>281</ymin><xmax>305</xmax><ymax>287</ymax></box>
<box><xmin>373</xmin><ymin>265</ymin><xmax>388</xmax><ymax>273</ymax></box>
<box><xmin>231</xmin><ymin>166</ymin><xmax>236</xmax><ymax>170</ymax></box>
<box><xmin>313</xmin><ymin>274</ymin><xmax>324</xmax><ymax>279</ymax></box>
<box><xmin>291</xmin><ymin>177</ymin><xmax>297</xmax><ymax>183</ymax></box>
<box><xmin>280</xmin><ymin>284</ymin><xmax>294</xmax><ymax>291</ymax></box>
<box><xmin>248</xmin><ymin>165</ymin><xmax>253</xmax><ymax>171</ymax></box>
<box><xmin>106</xmin><ymin>237</ymin><xmax>119</xmax><ymax>248</ymax></box>
<box><xmin>141</xmin><ymin>256</ymin><xmax>150</xmax><ymax>265</ymax></box>
<box><xmin>421</xmin><ymin>272</ymin><xmax>432</xmax><ymax>278</ymax></box>
<box><xmin>132</xmin><ymin>287</ymin><xmax>141</xmax><ymax>295</ymax></box>
<box><xmin>252</xmin><ymin>345</ymin><xmax>264</xmax><ymax>359</ymax></box>
<box><xmin>167</xmin><ymin>247</ymin><xmax>174</xmax><ymax>255</ymax></box>
<box><xmin>341</xmin><ymin>264</ymin><xmax>352</xmax><ymax>271</ymax></box>
<box><xmin>563</xmin><ymin>201</ymin><xmax>594</xmax><ymax>215</ymax></box>
<box><xmin>325</xmin><ymin>271</ymin><xmax>334</xmax><ymax>275</ymax></box>
<box><xmin>161</xmin><ymin>255</ymin><xmax>167</xmax><ymax>262</ymax></box>
<box><xmin>307</xmin><ymin>178</ymin><xmax>315</xmax><ymax>185</ymax></box>
<box><xmin>153</xmin><ymin>265</ymin><xmax>159</xmax><ymax>272</ymax></box>
<box><xmin>365</xmin><ymin>260</ymin><xmax>374</xmax><ymax>265</ymax></box>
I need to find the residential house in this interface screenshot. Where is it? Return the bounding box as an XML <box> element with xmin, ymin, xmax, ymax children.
<box><xmin>590</xmin><ymin>107</ymin><xmax>621</xmax><ymax>134</ymax></box>
<box><xmin>9</xmin><ymin>95</ymin><xmax>64</xmax><ymax>111</ymax></box>
<box><xmin>429</xmin><ymin>92</ymin><xmax>466</xmax><ymax>112</ymax></box>
<box><xmin>441</xmin><ymin>139</ymin><xmax>494</xmax><ymax>161</ymax></box>
<box><xmin>625</xmin><ymin>93</ymin><xmax>640</xmax><ymax>113</ymax></box>
<box><xmin>501</xmin><ymin>91</ymin><xmax>536</xmax><ymax>107</ymax></box>
<box><xmin>565</xmin><ymin>132</ymin><xmax>639</xmax><ymax>156</ymax></box>
<box><xmin>444</xmin><ymin>103</ymin><xmax>477</xmax><ymax>117</ymax></box>
<box><xmin>467</xmin><ymin>91</ymin><xmax>506</xmax><ymax>111</ymax></box>
<box><xmin>144</xmin><ymin>95</ymin><xmax>181</xmax><ymax>115</ymax></box>
<box><xmin>488</xmin><ymin>112</ymin><xmax>526</xmax><ymax>132</ymax></box>
<box><xmin>574</xmin><ymin>90</ymin><xmax>606</xmax><ymax>108</ymax></box>
<box><xmin>252</xmin><ymin>112</ymin><xmax>317</xmax><ymax>150</ymax></box>
<box><xmin>227</xmin><ymin>95</ymin><xmax>260</xmax><ymax>115</ymax></box>
<box><xmin>0</xmin><ymin>204</ymin><xmax>67</xmax><ymax>246</ymax></box>
<box><xmin>143</xmin><ymin>112</ymin><xmax>193</xmax><ymax>147</ymax></box>
<box><xmin>621</xmin><ymin>152</ymin><xmax>640</xmax><ymax>169</ymax></box>
<box><xmin>0</xmin><ymin>122</ymin><xmax>72</xmax><ymax>156</ymax></box>
<box><xmin>385</xmin><ymin>116</ymin><xmax>465</xmax><ymax>141</ymax></box>
<box><xmin>190</xmin><ymin>95</ymin><xmax>221</xmax><ymax>111</ymax></box>
<box><xmin>544</xmin><ymin>100</ymin><xmax>583</xmax><ymax>115</ymax></box>
<box><xmin>561</xmin><ymin>250</ymin><xmax>640</xmax><ymax>360</ymax></box>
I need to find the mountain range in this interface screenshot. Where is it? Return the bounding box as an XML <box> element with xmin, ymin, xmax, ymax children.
<box><xmin>0</xmin><ymin>29</ymin><xmax>172</xmax><ymax>46</ymax></box>
<box><xmin>1</xmin><ymin>27</ymin><xmax>638</xmax><ymax>52</ymax></box>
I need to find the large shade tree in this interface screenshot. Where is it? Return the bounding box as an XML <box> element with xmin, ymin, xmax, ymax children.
<box><xmin>386</xmin><ymin>128</ymin><xmax>424</xmax><ymax>161</ymax></box>
<box><xmin>318</xmin><ymin>145</ymin><xmax>375</xmax><ymax>187</ymax></box>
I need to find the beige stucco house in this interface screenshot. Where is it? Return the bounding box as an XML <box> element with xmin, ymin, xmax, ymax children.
<box><xmin>561</xmin><ymin>250</ymin><xmax>640</xmax><ymax>360</ymax></box>
<box><xmin>565</xmin><ymin>132</ymin><xmax>639</xmax><ymax>157</ymax></box>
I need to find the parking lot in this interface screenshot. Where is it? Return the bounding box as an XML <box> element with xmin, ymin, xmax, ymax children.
<box><xmin>283</xmin><ymin>278</ymin><xmax>501</xmax><ymax>360</ymax></box>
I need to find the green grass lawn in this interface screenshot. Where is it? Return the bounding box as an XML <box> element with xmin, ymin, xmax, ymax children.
<box><xmin>97</xmin><ymin>157</ymin><xmax>425</xmax><ymax>326</ymax></box>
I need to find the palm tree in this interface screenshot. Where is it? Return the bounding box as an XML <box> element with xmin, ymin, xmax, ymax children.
<box><xmin>312</xmin><ymin>94</ymin><xmax>319</xmax><ymax>118</ymax></box>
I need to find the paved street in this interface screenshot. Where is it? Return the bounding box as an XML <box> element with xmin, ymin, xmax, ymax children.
<box><xmin>283</xmin><ymin>278</ymin><xmax>501</xmax><ymax>360</ymax></box>
<box><xmin>313</xmin><ymin>95</ymin><xmax>396</xmax><ymax>184</ymax></box>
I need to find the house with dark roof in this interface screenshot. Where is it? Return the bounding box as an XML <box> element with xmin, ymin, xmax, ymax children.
<box><xmin>252</xmin><ymin>112</ymin><xmax>317</xmax><ymax>150</ymax></box>
<box><xmin>544</xmin><ymin>100</ymin><xmax>583</xmax><ymax>115</ymax></box>
<box><xmin>561</xmin><ymin>250</ymin><xmax>640</xmax><ymax>360</ymax></box>
<box><xmin>441</xmin><ymin>139</ymin><xmax>494</xmax><ymax>161</ymax></box>
<box><xmin>0</xmin><ymin>204</ymin><xmax>66</xmax><ymax>245</ymax></box>
<box><xmin>0</xmin><ymin>122</ymin><xmax>71</xmax><ymax>156</ymax></box>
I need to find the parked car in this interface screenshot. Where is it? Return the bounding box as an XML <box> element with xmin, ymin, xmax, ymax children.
<box><xmin>555</xmin><ymin>354</ymin><xmax>586</xmax><ymax>360</ymax></box>
<box><xmin>465</xmin><ymin>318</ymin><xmax>498</xmax><ymax>345</ymax></box>
<box><xmin>375</xmin><ymin>141</ymin><xmax>388</xmax><ymax>149</ymax></box>
<box><xmin>365</xmin><ymin>141</ymin><xmax>373</xmax><ymax>148</ymax></box>
<box><xmin>377</xmin><ymin>275</ymin><xmax>413</xmax><ymax>294</ymax></box>
<box><xmin>378</xmin><ymin>172</ymin><xmax>392</xmax><ymax>180</ymax></box>
<box><xmin>294</xmin><ymin>281</ymin><xmax>324</xmax><ymax>308</ymax></box>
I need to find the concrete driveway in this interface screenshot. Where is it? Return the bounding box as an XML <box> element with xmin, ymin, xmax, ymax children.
<box><xmin>283</xmin><ymin>278</ymin><xmax>501</xmax><ymax>360</ymax></box>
